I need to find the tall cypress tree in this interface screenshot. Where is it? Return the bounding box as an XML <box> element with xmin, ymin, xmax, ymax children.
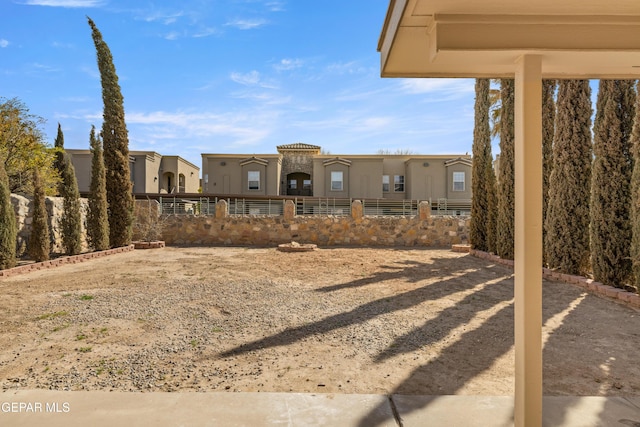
<box><xmin>630</xmin><ymin>80</ymin><xmax>640</xmax><ymax>292</ymax></box>
<box><xmin>88</xmin><ymin>17</ymin><xmax>133</xmax><ymax>248</ymax></box>
<box><xmin>28</xmin><ymin>169</ymin><xmax>50</xmax><ymax>262</ymax></box>
<box><xmin>54</xmin><ymin>124</ymin><xmax>82</xmax><ymax>255</ymax></box>
<box><xmin>470</xmin><ymin>78</ymin><xmax>497</xmax><ymax>252</ymax></box>
<box><xmin>542</xmin><ymin>80</ymin><xmax>557</xmax><ymax>264</ymax></box>
<box><xmin>0</xmin><ymin>159</ymin><xmax>17</xmax><ymax>269</ymax></box>
<box><xmin>496</xmin><ymin>79</ymin><xmax>515</xmax><ymax>260</ymax></box>
<box><xmin>545</xmin><ymin>80</ymin><xmax>592</xmax><ymax>275</ymax></box>
<box><xmin>590</xmin><ymin>80</ymin><xmax>636</xmax><ymax>288</ymax></box>
<box><xmin>87</xmin><ymin>126</ymin><xmax>109</xmax><ymax>251</ymax></box>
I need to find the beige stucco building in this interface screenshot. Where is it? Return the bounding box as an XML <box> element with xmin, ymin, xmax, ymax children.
<box><xmin>67</xmin><ymin>149</ymin><xmax>200</xmax><ymax>194</ymax></box>
<box><xmin>201</xmin><ymin>143</ymin><xmax>472</xmax><ymax>202</ymax></box>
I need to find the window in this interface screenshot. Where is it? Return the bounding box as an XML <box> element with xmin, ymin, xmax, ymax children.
<box><xmin>382</xmin><ymin>175</ymin><xmax>390</xmax><ymax>192</ymax></box>
<box><xmin>394</xmin><ymin>175</ymin><xmax>405</xmax><ymax>192</ymax></box>
<box><xmin>331</xmin><ymin>171</ymin><xmax>343</xmax><ymax>191</ymax></box>
<box><xmin>303</xmin><ymin>179</ymin><xmax>312</xmax><ymax>190</ymax></box>
<box><xmin>453</xmin><ymin>172</ymin><xmax>465</xmax><ymax>191</ymax></box>
<box><xmin>248</xmin><ymin>171</ymin><xmax>260</xmax><ymax>190</ymax></box>
<box><xmin>288</xmin><ymin>179</ymin><xmax>297</xmax><ymax>190</ymax></box>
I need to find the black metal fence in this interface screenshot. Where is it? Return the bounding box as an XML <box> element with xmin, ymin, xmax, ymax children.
<box><xmin>153</xmin><ymin>196</ymin><xmax>470</xmax><ymax>217</ymax></box>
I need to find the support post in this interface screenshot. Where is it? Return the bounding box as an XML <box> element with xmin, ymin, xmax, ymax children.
<box><xmin>514</xmin><ymin>54</ymin><xmax>543</xmax><ymax>426</ymax></box>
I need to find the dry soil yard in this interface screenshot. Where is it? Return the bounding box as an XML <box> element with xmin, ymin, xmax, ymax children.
<box><xmin>1</xmin><ymin>247</ymin><xmax>639</xmax><ymax>396</ymax></box>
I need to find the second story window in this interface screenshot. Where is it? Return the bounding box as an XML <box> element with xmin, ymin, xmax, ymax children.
<box><xmin>248</xmin><ymin>171</ymin><xmax>260</xmax><ymax>190</ymax></box>
<box><xmin>453</xmin><ymin>171</ymin><xmax>465</xmax><ymax>191</ymax></box>
<box><xmin>394</xmin><ymin>175</ymin><xmax>405</xmax><ymax>192</ymax></box>
<box><xmin>382</xmin><ymin>175</ymin><xmax>390</xmax><ymax>192</ymax></box>
<box><xmin>331</xmin><ymin>171</ymin><xmax>343</xmax><ymax>191</ymax></box>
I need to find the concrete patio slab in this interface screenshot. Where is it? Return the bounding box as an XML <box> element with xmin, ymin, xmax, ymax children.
<box><xmin>2</xmin><ymin>391</ymin><xmax>640</xmax><ymax>426</ymax></box>
<box><xmin>0</xmin><ymin>390</ymin><xmax>396</xmax><ymax>427</ymax></box>
<box><xmin>392</xmin><ymin>395</ymin><xmax>514</xmax><ymax>427</ymax></box>
<box><xmin>542</xmin><ymin>396</ymin><xmax>640</xmax><ymax>427</ymax></box>
<box><xmin>391</xmin><ymin>395</ymin><xmax>640</xmax><ymax>427</ymax></box>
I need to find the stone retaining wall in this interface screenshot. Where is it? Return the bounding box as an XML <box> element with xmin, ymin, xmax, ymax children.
<box><xmin>159</xmin><ymin>200</ymin><xmax>470</xmax><ymax>247</ymax></box>
<box><xmin>11</xmin><ymin>194</ymin><xmax>89</xmax><ymax>256</ymax></box>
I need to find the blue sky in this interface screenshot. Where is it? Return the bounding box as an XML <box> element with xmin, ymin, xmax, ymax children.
<box><xmin>0</xmin><ymin>0</ymin><xmax>478</xmax><ymax>171</ymax></box>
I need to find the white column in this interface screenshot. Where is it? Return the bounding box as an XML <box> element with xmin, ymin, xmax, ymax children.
<box><xmin>514</xmin><ymin>54</ymin><xmax>543</xmax><ymax>426</ymax></box>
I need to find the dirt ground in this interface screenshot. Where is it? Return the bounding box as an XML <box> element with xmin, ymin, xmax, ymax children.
<box><xmin>0</xmin><ymin>246</ymin><xmax>639</xmax><ymax>396</ymax></box>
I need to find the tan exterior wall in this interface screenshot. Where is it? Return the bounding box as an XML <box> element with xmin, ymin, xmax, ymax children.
<box><xmin>131</xmin><ymin>153</ymin><xmax>162</xmax><ymax>193</ymax></box>
<box><xmin>203</xmin><ymin>155</ymin><xmax>280</xmax><ymax>195</ymax></box>
<box><xmin>177</xmin><ymin>158</ymin><xmax>201</xmax><ymax>193</ymax></box>
<box><xmin>381</xmin><ymin>157</ymin><xmax>407</xmax><ymax>200</ymax></box>
<box><xmin>312</xmin><ymin>158</ymin><xmax>325</xmax><ymax>196</ymax></box>
<box><xmin>322</xmin><ymin>161</ymin><xmax>351</xmax><ymax>198</ymax></box>
<box><xmin>160</xmin><ymin>156</ymin><xmax>200</xmax><ymax>193</ymax></box>
<box><xmin>204</xmin><ymin>156</ymin><xmax>243</xmax><ymax>194</ymax></box>
<box><xmin>445</xmin><ymin>162</ymin><xmax>472</xmax><ymax>201</ymax></box>
<box><xmin>203</xmin><ymin>152</ymin><xmax>471</xmax><ymax>201</ymax></box>
<box><xmin>68</xmin><ymin>149</ymin><xmax>199</xmax><ymax>195</ymax></box>
<box><xmin>349</xmin><ymin>158</ymin><xmax>384</xmax><ymax>199</ymax></box>
<box><xmin>68</xmin><ymin>151</ymin><xmax>93</xmax><ymax>193</ymax></box>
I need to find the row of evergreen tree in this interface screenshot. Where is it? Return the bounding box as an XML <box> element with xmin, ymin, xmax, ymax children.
<box><xmin>0</xmin><ymin>17</ymin><xmax>132</xmax><ymax>269</ymax></box>
<box><xmin>471</xmin><ymin>78</ymin><xmax>640</xmax><ymax>293</ymax></box>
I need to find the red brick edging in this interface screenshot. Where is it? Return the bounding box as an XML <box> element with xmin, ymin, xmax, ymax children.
<box><xmin>469</xmin><ymin>249</ymin><xmax>640</xmax><ymax>310</ymax></box>
<box><xmin>0</xmin><ymin>245</ymin><xmax>135</xmax><ymax>279</ymax></box>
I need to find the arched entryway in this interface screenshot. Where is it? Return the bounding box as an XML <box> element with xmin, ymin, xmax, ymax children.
<box><xmin>163</xmin><ymin>172</ymin><xmax>176</xmax><ymax>193</ymax></box>
<box><xmin>286</xmin><ymin>172</ymin><xmax>312</xmax><ymax>196</ymax></box>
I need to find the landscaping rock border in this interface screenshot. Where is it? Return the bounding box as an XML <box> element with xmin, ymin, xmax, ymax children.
<box><xmin>0</xmin><ymin>245</ymin><xmax>135</xmax><ymax>278</ymax></box>
<box><xmin>470</xmin><ymin>249</ymin><xmax>640</xmax><ymax>310</ymax></box>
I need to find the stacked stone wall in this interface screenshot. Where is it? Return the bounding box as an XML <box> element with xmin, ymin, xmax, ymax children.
<box><xmin>161</xmin><ymin>213</ymin><xmax>469</xmax><ymax>247</ymax></box>
<box><xmin>11</xmin><ymin>194</ymin><xmax>89</xmax><ymax>256</ymax></box>
<box><xmin>279</xmin><ymin>151</ymin><xmax>314</xmax><ymax>195</ymax></box>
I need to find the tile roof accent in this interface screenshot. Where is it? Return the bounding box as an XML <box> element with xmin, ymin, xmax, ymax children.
<box><xmin>276</xmin><ymin>143</ymin><xmax>321</xmax><ymax>152</ymax></box>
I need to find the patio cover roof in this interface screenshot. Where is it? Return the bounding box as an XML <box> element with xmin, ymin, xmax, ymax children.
<box><xmin>378</xmin><ymin>1</ymin><xmax>640</xmax><ymax>426</ymax></box>
<box><xmin>378</xmin><ymin>0</ymin><xmax>640</xmax><ymax>78</ymax></box>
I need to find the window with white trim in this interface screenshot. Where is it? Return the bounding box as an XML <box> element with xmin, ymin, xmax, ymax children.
<box><xmin>394</xmin><ymin>175</ymin><xmax>405</xmax><ymax>192</ymax></box>
<box><xmin>331</xmin><ymin>171</ymin><xmax>343</xmax><ymax>191</ymax></box>
<box><xmin>453</xmin><ymin>172</ymin><xmax>465</xmax><ymax>191</ymax></box>
<box><xmin>382</xmin><ymin>175</ymin><xmax>390</xmax><ymax>192</ymax></box>
<box><xmin>248</xmin><ymin>171</ymin><xmax>260</xmax><ymax>190</ymax></box>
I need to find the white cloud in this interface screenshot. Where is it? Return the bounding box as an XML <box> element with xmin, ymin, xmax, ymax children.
<box><xmin>265</xmin><ymin>1</ymin><xmax>285</xmax><ymax>12</ymax></box>
<box><xmin>125</xmin><ymin>110</ymin><xmax>277</xmax><ymax>148</ymax></box>
<box><xmin>142</xmin><ymin>11</ymin><xmax>184</xmax><ymax>25</ymax></box>
<box><xmin>18</xmin><ymin>0</ymin><xmax>105</xmax><ymax>7</ymax></box>
<box><xmin>325</xmin><ymin>61</ymin><xmax>372</xmax><ymax>76</ymax></box>
<box><xmin>80</xmin><ymin>65</ymin><xmax>100</xmax><ymax>79</ymax></box>
<box><xmin>230</xmin><ymin>70</ymin><xmax>261</xmax><ymax>86</ymax></box>
<box><xmin>225</xmin><ymin>18</ymin><xmax>267</xmax><ymax>30</ymax></box>
<box><xmin>0</xmin><ymin>39</ymin><xmax>9</xmax><ymax>48</ymax></box>
<box><xmin>30</xmin><ymin>62</ymin><xmax>60</xmax><ymax>73</ymax></box>
<box><xmin>274</xmin><ymin>58</ymin><xmax>303</xmax><ymax>71</ymax></box>
<box><xmin>164</xmin><ymin>31</ymin><xmax>181</xmax><ymax>41</ymax></box>
<box><xmin>193</xmin><ymin>27</ymin><xmax>219</xmax><ymax>38</ymax></box>
<box><xmin>51</xmin><ymin>41</ymin><xmax>74</xmax><ymax>49</ymax></box>
<box><xmin>399</xmin><ymin>78</ymin><xmax>474</xmax><ymax>99</ymax></box>
<box><xmin>230</xmin><ymin>70</ymin><xmax>278</xmax><ymax>89</ymax></box>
